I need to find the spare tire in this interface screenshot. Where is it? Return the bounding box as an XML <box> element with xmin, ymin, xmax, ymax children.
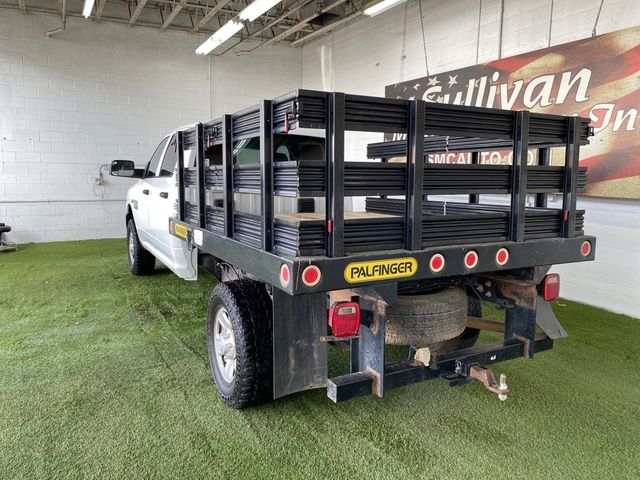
<box><xmin>385</xmin><ymin>287</ymin><xmax>467</xmax><ymax>345</ymax></box>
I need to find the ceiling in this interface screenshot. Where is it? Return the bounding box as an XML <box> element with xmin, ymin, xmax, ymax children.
<box><xmin>0</xmin><ymin>0</ymin><xmax>370</xmax><ymax>52</ymax></box>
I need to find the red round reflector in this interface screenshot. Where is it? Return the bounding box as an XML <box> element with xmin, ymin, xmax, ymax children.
<box><xmin>302</xmin><ymin>265</ymin><xmax>321</xmax><ymax>287</ymax></box>
<box><xmin>429</xmin><ymin>254</ymin><xmax>445</xmax><ymax>273</ymax></box>
<box><xmin>496</xmin><ymin>248</ymin><xmax>509</xmax><ymax>266</ymax></box>
<box><xmin>279</xmin><ymin>264</ymin><xmax>290</xmax><ymax>287</ymax></box>
<box><xmin>580</xmin><ymin>241</ymin><xmax>591</xmax><ymax>256</ymax></box>
<box><xmin>464</xmin><ymin>251</ymin><xmax>479</xmax><ymax>269</ymax></box>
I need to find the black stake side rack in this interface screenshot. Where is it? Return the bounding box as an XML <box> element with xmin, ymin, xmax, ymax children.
<box><xmin>170</xmin><ymin>89</ymin><xmax>596</xmax><ymax>297</ymax></box>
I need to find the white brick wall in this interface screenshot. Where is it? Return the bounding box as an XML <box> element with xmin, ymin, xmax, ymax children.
<box><xmin>0</xmin><ymin>10</ymin><xmax>301</xmax><ymax>243</ymax></box>
<box><xmin>301</xmin><ymin>0</ymin><xmax>640</xmax><ymax>317</ymax></box>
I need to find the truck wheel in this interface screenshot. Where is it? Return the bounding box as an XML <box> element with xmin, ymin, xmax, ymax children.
<box><xmin>385</xmin><ymin>287</ymin><xmax>467</xmax><ymax>345</ymax></box>
<box><xmin>127</xmin><ymin>219</ymin><xmax>155</xmax><ymax>275</ymax></box>
<box><xmin>206</xmin><ymin>280</ymin><xmax>273</xmax><ymax>409</ymax></box>
<box><xmin>432</xmin><ymin>294</ymin><xmax>482</xmax><ymax>354</ymax></box>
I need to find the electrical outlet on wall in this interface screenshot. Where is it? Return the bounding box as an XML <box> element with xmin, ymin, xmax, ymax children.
<box><xmin>95</xmin><ymin>164</ymin><xmax>110</xmax><ymax>185</ymax></box>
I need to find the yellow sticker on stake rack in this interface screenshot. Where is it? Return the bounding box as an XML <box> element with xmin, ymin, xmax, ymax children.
<box><xmin>174</xmin><ymin>223</ymin><xmax>189</xmax><ymax>240</ymax></box>
<box><xmin>344</xmin><ymin>257</ymin><xmax>418</xmax><ymax>283</ymax></box>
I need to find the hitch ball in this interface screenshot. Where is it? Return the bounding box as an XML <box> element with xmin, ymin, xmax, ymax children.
<box><xmin>469</xmin><ymin>365</ymin><xmax>511</xmax><ymax>401</ymax></box>
<box><xmin>498</xmin><ymin>373</ymin><xmax>508</xmax><ymax>401</ymax></box>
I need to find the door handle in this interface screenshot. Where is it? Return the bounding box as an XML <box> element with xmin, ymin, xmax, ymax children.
<box><xmin>142</xmin><ymin>189</ymin><xmax>149</xmax><ymax>195</ymax></box>
<box><xmin>159</xmin><ymin>192</ymin><xmax>168</xmax><ymax>199</ymax></box>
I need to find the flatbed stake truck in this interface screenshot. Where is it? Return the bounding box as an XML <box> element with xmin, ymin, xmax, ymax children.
<box><xmin>111</xmin><ymin>90</ymin><xmax>595</xmax><ymax>408</ymax></box>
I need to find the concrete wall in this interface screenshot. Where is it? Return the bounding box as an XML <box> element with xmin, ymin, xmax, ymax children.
<box><xmin>301</xmin><ymin>0</ymin><xmax>640</xmax><ymax>317</ymax></box>
<box><xmin>0</xmin><ymin>10</ymin><xmax>302</xmax><ymax>243</ymax></box>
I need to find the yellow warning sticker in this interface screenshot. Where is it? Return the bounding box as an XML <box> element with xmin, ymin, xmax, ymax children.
<box><xmin>344</xmin><ymin>257</ymin><xmax>418</xmax><ymax>283</ymax></box>
<box><xmin>174</xmin><ymin>223</ymin><xmax>189</xmax><ymax>240</ymax></box>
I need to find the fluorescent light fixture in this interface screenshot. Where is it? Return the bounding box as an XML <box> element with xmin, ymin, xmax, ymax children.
<box><xmin>363</xmin><ymin>0</ymin><xmax>407</xmax><ymax>17</ymax></box>
<box><xmin>239</xmin><ymin>0</ymin><xmax>282</xmax><ymax>22</ymax></box>
<box><xmin>82</xmin><ymin>0</ymin><xmax>96</xmax><ymax>18</ymax></box>
<box><xmin>196</xmin><ymin>20</ymin><xmax>244</xmax><ymax>55</ymax></box>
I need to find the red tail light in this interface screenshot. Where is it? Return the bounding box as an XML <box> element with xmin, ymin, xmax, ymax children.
<box><xmin>542</xmin><ymin>273</ymin><xmax>560</xmax><ymax>301</ymax></box>
<box><xmin>328</xmin><ymin>301</ymin><xmax>361</xmax><ymax>337</ymax></box>
<box><xmin>496</xmin><ymin>248</ymin><xmax>509</xmax><ymax>266</ymax></box>
<box><xmin>464</xmin><ymin>250</ymin><xmax>479</xmax><ymax>269</ymax></box>
<box><xmin>429</xmin><ymin>254</ymin><xmax>445</xmax><ymax>273</ymax></box>
<box><xmin>302</xmin><ymin>265</ymin><xmax>321</xmax><ymax>287</ymax></box>
<box><xmin>279</xmin><ymin>264</ymin><xmax>290</xmax><ymax>287</ymax></box>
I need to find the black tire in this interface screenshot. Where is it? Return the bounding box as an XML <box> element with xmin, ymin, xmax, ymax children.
<box><xmin>127</xmin><ymin>219</ymin><xmax>155</xmax><ymax>275</ymax></box>
<box><xmin>385</xmin><ymin>287</ymin><xmax>467</xmax><ymax>345</ymax></box>
<box><xmin>206</xmin><ymin>280</ymin><xmax>273</xmax><ymax>409</ymax></box>
<box><xmin>432</xmin><ymin>294</ymin><xmax>482</xmax><ymax>354</ymax></box>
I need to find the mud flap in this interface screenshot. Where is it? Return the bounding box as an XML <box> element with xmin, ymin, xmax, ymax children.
<box><xmin>535</xmin><ymin>299</ymin><xmax>568</xmax><ymax>339</ymax></box>
<box><xmin>272</xmin><ymin>288</ymin><xmax>328</xmax><ymax>398</ymax></box>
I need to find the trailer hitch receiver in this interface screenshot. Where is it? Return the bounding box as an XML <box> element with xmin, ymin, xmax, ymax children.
<box><xmin>455</xmin><ymin>361</ymin><xmax>511</xmax><ymax>401</ymax></box>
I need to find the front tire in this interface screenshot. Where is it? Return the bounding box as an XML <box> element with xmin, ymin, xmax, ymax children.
<box><xmin>207</xmin><ymin>280</ymin><xmax>273</xmax><ymax>409</ymax></box>
<box><xmin>127</xmin><ymin>219</ymin><xmax>155</xmax><ymax>275</ymax></box>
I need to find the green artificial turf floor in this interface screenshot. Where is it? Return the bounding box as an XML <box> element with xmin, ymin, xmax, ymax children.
<box><xmin>0</xmin><ymin>239</ymin><xmax>638</xmax><ymax>479</ymax></box>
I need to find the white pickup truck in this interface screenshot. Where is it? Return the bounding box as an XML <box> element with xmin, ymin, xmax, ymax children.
<box><xmin>109</xmin><ymin>91</ymin><xmax>593</xmax><ymax>409</ymax></box>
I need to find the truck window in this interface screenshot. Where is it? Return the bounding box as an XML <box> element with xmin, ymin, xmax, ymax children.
<box><xmin>233</xmin><ymin>138</ymin><xmax>260</xmax><ymax>166</ymax></box>
<box><xmin>232</xmin><ymin>135</ymin><xmax>325</xmax><ymax>166</ymax></box>
<box><xmin>145</xmin><ymin>136</ymin><xmax>170</xmax><ymax>178</ymax></box>
<box><xmin>158</xmin><ymin>135</ymin><xmax>177</xmax><ymax>177</ymax></box>
<box><xmin>276</xmin><ymin>135</ymin><xmax>324</xmax><ymax>162</ymax></box>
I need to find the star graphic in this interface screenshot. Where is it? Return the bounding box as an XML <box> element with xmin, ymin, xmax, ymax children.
<box><xmin>427</xmin><ymin>76</ymin><xmax>440</xmax><ymax>87</ymax></box>
<box><xmin>447</xmin><ymin>75</ymin><xmax>458</xmax><ymax>88</ymax></box>
<box><xmin>413</xmin><ymin>82</ymin><xmax>421</xmax><ymax>90</ymax></box>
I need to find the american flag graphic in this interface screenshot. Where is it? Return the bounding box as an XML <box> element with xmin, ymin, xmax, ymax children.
<box><xmin>386</xmin><ymin>25</ymin><xmax>640</xmax><ymax>199</ymax></box>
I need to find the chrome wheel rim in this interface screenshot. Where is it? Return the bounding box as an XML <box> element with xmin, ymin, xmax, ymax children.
<box><xmin>128</xmin><ymin>232</ymin><xmax>135</xmax><ymax>263</ymax></box>
<box><xmin>213</xmin><ymin>306</ymin><xmax>236</xmax><ymax>383</ymax></box>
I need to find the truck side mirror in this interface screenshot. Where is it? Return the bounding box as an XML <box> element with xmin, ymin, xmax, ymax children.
<box><xmin>110</xmin><ymin>160</ymin><xmax>142</xmax><ymax>178</ymax></box>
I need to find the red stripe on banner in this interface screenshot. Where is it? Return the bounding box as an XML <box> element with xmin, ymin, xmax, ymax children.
<box><xmin>582</xmin><ymin>148</ymin><xmax>640</xmax><ymax>183</ymax></box>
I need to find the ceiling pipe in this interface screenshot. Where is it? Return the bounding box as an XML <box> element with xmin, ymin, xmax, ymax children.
<box><xmin>290</xmin><ymin>6</ymin><xmax>363</xmax><ymax>47</ymax></box>
<box><xmin>218</xmin><ymin>0</ymin><xmax>314</xmax><ymax>55</ymax></box>
<box><xmin>161</xmin><ymin>0</ymin><xmax>189</xmax><ymax>30</ymax></box>
<box><xmin>46</xmin><ymin>22</ymin><xmax>66</xmax><ymax>36</ymax></box>
<box><xmin>193</xmin><ymin>0</ymin><xmax>233</xmax><ymax>32</ymax></box>
<box><xmin>0</xmin><ymin>4</ymin><xmax>224</xmax><ymax>36</ymax></box>
<box><xmin>244</xmin><ymin>0</ymin><xmax>347</xmax><ymax>53</ymax></box>
<box><xmin>129</xmin><ymin>0</ymin><xmax>149</xmax><ymax>25</ymax></box>
<box><xmin>95</xmin><ymin>0</ymin><xmax>106</xmax><ymax>22</ymax></box>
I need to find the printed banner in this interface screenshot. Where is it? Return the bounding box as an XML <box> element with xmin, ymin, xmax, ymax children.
<box><xmin>385</xmin><ymin>25</ymin><xmax>640</xmax><ymax>199</ymax></box>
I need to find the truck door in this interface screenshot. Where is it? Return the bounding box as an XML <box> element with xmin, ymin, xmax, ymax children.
<box><xmin>134</xmin><ymin>135</ymin><xmax>170</xmax><ymax>244</ymax></box>
<box><xmin>144</xmin><ymin>135</ymin><xmax>197</xmax><ymax>280</ymax></box>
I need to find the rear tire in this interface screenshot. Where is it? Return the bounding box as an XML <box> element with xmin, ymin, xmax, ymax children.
<box><xmin>127</xmin><ymin>219</ymin><xmax>155</xmax><ymax>275</ymax></box>
<box><xmin>206</xmin><ymin>280</ymin><xmax>273</xmax><ymax>409</ymax></box>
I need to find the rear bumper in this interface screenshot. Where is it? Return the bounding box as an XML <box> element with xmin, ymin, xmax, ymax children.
<box><xmin>292</xmin><ymin>235</ymin><xmax>595</xmax><ymax>295</ymax></box>
<box><xmin>170</xmin><ymin>217</ymin><xmax>595</xmax><ymax>296</ymax></box>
